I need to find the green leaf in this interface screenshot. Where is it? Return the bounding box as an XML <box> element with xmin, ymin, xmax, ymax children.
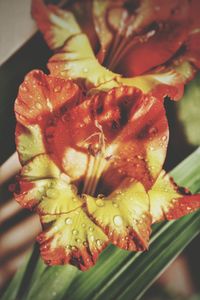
<box><xmin>176</xmin><ymin>73</ymin><xmax>200</xmax><ymax>146</ymax></box>
<box><xmin>2</xmin><ymin>148</ymin><xmax>200</xmax><ymax>300</ymax></box>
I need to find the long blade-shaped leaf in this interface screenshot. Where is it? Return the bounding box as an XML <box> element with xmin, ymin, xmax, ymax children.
<box><xmin>2</xmin><ymin>148</ymin><xmax>200</xmax><ymax>300</ymax></box>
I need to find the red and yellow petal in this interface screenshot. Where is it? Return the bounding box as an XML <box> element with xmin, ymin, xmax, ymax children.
<box><xmin>85</xmin><ymin>179</ymin><xmax>151</xmax><ymax>251</ymax></box>
<box><xmin>15</xmin><ymin>123</ymin><xmax>45</xmax><ymax>164</ymax></box>
<box><xmin>32</xmin><ymin>0</ymin><xmax>81</xmax><ymax>50</ymax></box>
<box><xmin>117</xmin><ymin>69</ymin><xmax>185</xmax><ymax>101</ymax></box>
<box><xmin>46</xmin><ymin>85</ymin><xmax>168</xmax><ymax>192</ymax></box>
<box><xmin>48</xmin><ymin>34</ymin><xmax>118</xmax><ymax>90</ymax></box>
<box><xmin>98</xmin><ymin>88</ymin><xmax>169</xmax><ymax>192</ymax></box>
<box><xmin>38</xmin><ymin>207</ymin><xmax>108</xmax><ymax>270</ymax></box>
<box><xmin>149</xmin><ymin>170</ymin><xmax>200</xmax><ymax>223</ymax></box>
<box><xmin>15</xmin><ymin>69</ymin><xmax>81</xmax><ymax>126</ymax></box>
<box><xmin>14</xmin><ymin>154</ymin><xmax>82</xmax><ymax>214</ymax></box>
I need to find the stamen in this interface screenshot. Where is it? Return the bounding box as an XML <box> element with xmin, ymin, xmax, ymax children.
<box><xmin>82</xmin><ymin>121</ymin><xmax>107</xmax><ymax>196</ymax></box>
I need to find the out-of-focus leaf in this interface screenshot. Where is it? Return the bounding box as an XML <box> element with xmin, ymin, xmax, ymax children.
<box><xmin>177</xmin><ymin>73</ymin><xmax>200</xmax><ymax>146</ymax></box>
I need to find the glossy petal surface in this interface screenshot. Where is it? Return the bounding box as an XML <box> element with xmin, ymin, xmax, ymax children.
<box><xmin>86</xmin><ymin>180</ymin><xmax>151</xmax><ymax>251</ymax></box>
<box><xmin>38</xmin><ymin>208</ymin><xmax>108</xmax><ymax>270</ymax></box>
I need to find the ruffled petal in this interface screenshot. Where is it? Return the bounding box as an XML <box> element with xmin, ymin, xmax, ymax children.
<box><xmin>32</xmin><ymin>0</ymin><xmax>81</xmax><ymax>50</ymax></box>
<box><xmin>92</xmin><ymin>0</ymin><xmax>120</xmax><ymax>63</ymax></box>
<box><xmin>15</xmin><ymin>123</ymin><xmax>45</xmax><ymax>164</ymax></box>
<box><xmin>117</xmin><ymin>69</ymin><xmax>184</xmax><ymax>101</ymax></box>
<box><xmin>38</xmin><ymin>207</ymin><xmax>108</xmax><ymax>270</ymax></box>
<box><xmin>48</xmin><ymin>33</ymin><xmax>118</xmax><ymax>90</ymax></box>
<box><xmin>14</xmin><ymin>154</ymin><xmax>82</xmax><ymax>212</ymax></box>
<box><xmin>149</xmin><ymin>170</ymin><xmax>200</xmax><ymax>222</ymax></box>
<box><xmin>97</xmin><ymin>88</ymin><xmax>169</xmax><ymax>192</ymax></box>
<box><xmin>15</xmin><ymin>69</ymin><xmax>81</xmax><ymax>126</ymax></box>
<box><xmin>86</xmin><ymin>179</ymin><xmax>151</xmax><ymax>251</ymax></box>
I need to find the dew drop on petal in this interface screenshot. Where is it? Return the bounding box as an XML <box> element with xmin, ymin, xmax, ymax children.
<box><xmin>96</xmin><ymin>239</ymin><xmax>102</xmax><ymax>247</ymax></box>
<box><xmin>75</xmin><ymin>238</ymin><xmax>81</xmax><ymax>243</ymax></box>
<box><xmin>96</xmin><ymin>199</ymin><xmax>105</xmax><ymax>207</ymax></box>
<box><xmin>90</xmin><ymin>235</ymin><xmax>95</xmax><ymax>241</ymax></box>
<box><xmin>65</xmin><ymin>218</ymin><xmax>72</xmax><ymax>225</ymax></box>
<box><xmin>72</xmin><ymin>246</ymin><xmax>78</xmax><ymax>251</ymax></box>
<box><xmin>137</xmin><ymin>155</ymin><xmax>143</xmax><ymax>160</ymax></box>
<box><xmin>162</xmin><ymin>135</ymin><xmax>167</xmax><ymax>141</ymax></box>
<box><xmin>113</xmin><ymin>215</ymin><xmax>123</xmax><ymax>226</ymax></box>
<box><xmin>54</xmin><ymin>86</ymin><xmax>61</xmax><ymax>93</ymax></box>
<box><xmin>97</xmin><ymin>194</ymin><xmax>104</xmax><ymax>199</ymax></box>
<box><xmin>72</xmin><ymin>229</ymin><xmax>78</xmax><ymax>235</ymax></box>
<box><xmin>112</xmin><ymin>201</ymin><xmax>119</xmax><ymax>208</ymax></box>
<box><xmin>149</xmin><ymin>127</ymin><xmax>157</xmax><ymax>135</ymax></box>
<box><xmin>81</xmin><ymin>223</ymin><xmax>86</xmax><ymax>228</ymax></box>
<box><xmin>36</xmin><ymin>102</ymin><xmax>42</xmax><ymax>109</ymax></box>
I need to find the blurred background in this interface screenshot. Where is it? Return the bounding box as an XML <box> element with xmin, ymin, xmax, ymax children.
<box><xmin>0</xmin><ymin>0</ymin><xmax>200</xmax><ymax>299</ymax></box>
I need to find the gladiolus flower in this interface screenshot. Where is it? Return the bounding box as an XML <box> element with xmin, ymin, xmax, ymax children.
<box><xmin>12</xmin><ymin>0</ymin><xmax>200</xmax><ymax>270</ymax></box>
<box><xmin>14</xmin><ymin>70</ymin><xmax>200</xmax><ymax>270</ymax></box>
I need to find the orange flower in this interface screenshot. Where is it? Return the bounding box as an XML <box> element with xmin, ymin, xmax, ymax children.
<box><xmin>12</xmin><ymin>0</ymin><xmax>200</xmax><ymax>270</ymax></box>
<box><xmin>32</xmin><ymin>0</ymin><xmax>200</xmax><ymax>78</ymax></box>
<box><xmin>14</xmin><ymin>70</ymin><xmax>200</xmax><ymax>270</ymax></box>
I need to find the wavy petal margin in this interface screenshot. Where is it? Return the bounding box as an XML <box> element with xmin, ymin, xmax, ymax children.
<box><xmin>149</xmin><ymin>170</ymin><xmax>200</xmax><ymax>223</ymax></box>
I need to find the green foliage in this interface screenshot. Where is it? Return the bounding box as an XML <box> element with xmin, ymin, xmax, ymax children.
<box><xmin>177</xmin><ymin>73</ymin><xmax>200</xmax><ymax>146</ymax></box>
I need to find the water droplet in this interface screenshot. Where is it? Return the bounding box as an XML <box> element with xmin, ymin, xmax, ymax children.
<box><xmin>113</xmin><ymin>215</ymin><xmax>123</xmax><ymax>226</ymax></box>
<box><xmin>72</xmin><ymin>229</ymin><xmax>78</xmax><ymax>235</ymax></box>
<box><xmin>83</xmin><ymin>241</ymin><xmax>87</xmax><ymax>246</ymax></box>
<box><xmin>83</xmin><ymin>67</ymin><xmax>88</xmax><ymax>73</ymax></box>
<box><xmin>90</xmin><ymin>235</ymin><xmax>95</xmax><ymax>241</ymax></box>
<box><xmin>112</xmin><ymin>202</ymin><xmax>119</xmax><ymax>208</ymax></box>
<box><xmin>36</xmin><ymin>102</ymin><xmax>42</xmax><ymax>109</ymax></box>
<box><xmin>72</xmin><ymin>246</ymin><xmax>78</xmax><ymax>251</ymax></box>
<box><xmin>96</xmin><ymin>239</ymin><xmax>102</xmax><ymax>247</ymax></box>
<box><xmin>96</xmin><ymin>199</ymin><xmax>104</xmax><ymax>207</ymax></box>
<box><xmin>82</xmin><ymin>223</ymin><xmax>86</xmax><ymax>228</ymax></box>
<box><xmin>65</xmin><ymin>218</ymin><xmax>72</xmax><ymax>225</ymax></box>
<box><xmin>162</xmin><ymin>135</ymin><xmax>167</xmax><ymax>141</ymax></box>
<box><xmin>54</xmin><ymin>86</ymin><xmax>61</xmax><ymax>93</ymax></box>
<box><xmin>149</xmin><ymin>127</ymin><xmax>157</xmax><ymax>135</ymax></box>
<box><xmin>46</xmin><ymin>189</ymin><xmax>58</xmax><ymax>198</ymax></box>
<box><xmin>21</xmin><ymin>85</ymin><xmax>28</xmax><ymax>92</ymax></box>
<box><xmin>97</xmin><ymin>194</ymin><xmax>104</xmax><ymax>199</ymax></box>
<box><xmin>66</xmin><ymin>245</ymin><xmax>72</xmax><ymax>250</ymax></box>
<box><xmin>61</xmin><ymin>114</ymin><xmax>70</xmax><ymax>123</ymax></box>
<box><xmin>75</xmin><ymin>238</ymin><xmax>81</xmax><ymax>243</ymax></box>
<box><xmin>137</xmin><ymin>155</ymin><xmax>143</xmax><ymax>160</ymax></box>
<box><xmin>89</xmin><ymin>226</ymin><xmax>94</xmax><ymax>232</ymax></box>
